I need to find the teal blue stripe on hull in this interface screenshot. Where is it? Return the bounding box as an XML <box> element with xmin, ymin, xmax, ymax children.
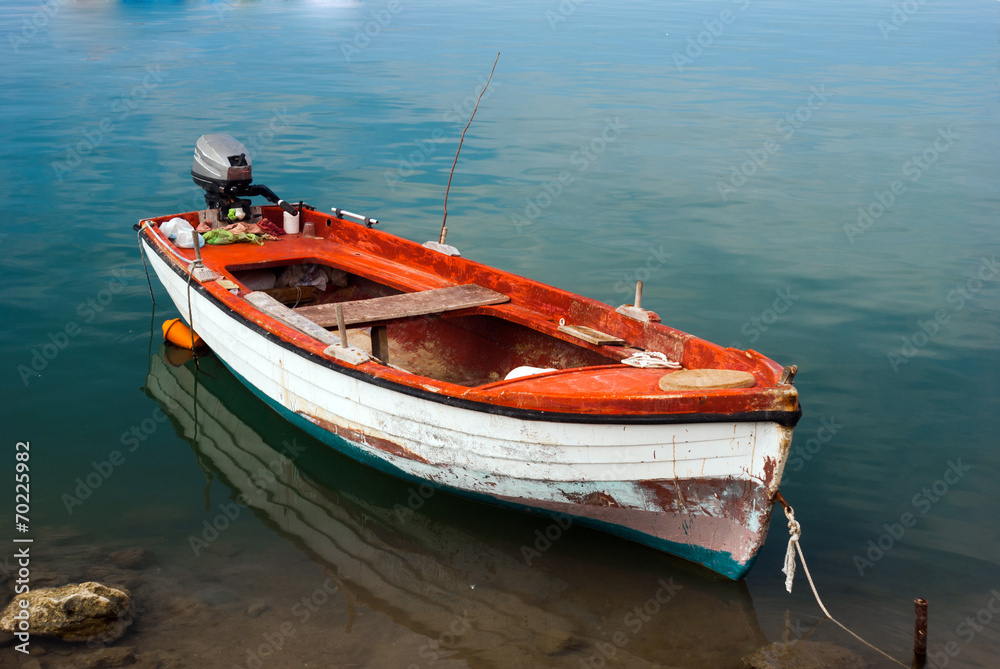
<box><xmin>223</xmin><ymin>362</ymin><xmax>750</xmax><ymax>580</ymax></box>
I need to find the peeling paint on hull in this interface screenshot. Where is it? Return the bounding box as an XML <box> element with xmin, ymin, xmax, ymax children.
<box><xmin>228</xmin><ymin>351</ymin><xmax>789</xmax><ymax>579</ymax></box>
<box><xmin>141</xmin><ymin>227</ymin><xmax>796</xmax><ymax>579</ymax></box>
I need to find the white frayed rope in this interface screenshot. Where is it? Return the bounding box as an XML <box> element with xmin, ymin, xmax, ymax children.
<box><xmin>621</xmin><ymin>351</ymin><xmax>682</xmax><ymax>369</ymax></box>
<box><xmin>782</xmin><ymin>504</ymin><xmax>802</xmax><ymax>594</ymax></box>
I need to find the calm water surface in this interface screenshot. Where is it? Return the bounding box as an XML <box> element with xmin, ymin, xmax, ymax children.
<box><xmin>1</xmin><ymin>1</ymin><xmax>998</xmax><ymax>667</ymax></box>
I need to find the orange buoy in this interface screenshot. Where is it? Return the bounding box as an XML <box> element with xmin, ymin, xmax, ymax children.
<box><xmin>162</xmin><ymin>318</ymin><xmax>205</xmax><ymax>349</ymax></box>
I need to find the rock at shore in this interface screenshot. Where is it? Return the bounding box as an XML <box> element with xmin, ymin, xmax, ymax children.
<box><xmin>0</xmin><ymin>581</ymin><xmax>134</xmax><ymax>643</ymax></box>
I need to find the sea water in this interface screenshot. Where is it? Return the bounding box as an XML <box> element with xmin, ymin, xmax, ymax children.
<box><xmin>1</xmin><ymin>0</ymin><xmax>998</xmax><ymax>666</ymax></box>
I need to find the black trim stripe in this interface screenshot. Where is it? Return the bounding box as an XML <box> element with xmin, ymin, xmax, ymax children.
<box><xmin>143</xmin><ymin>232</ymin><xmax>802</xmax><ymax>428</ymax></box>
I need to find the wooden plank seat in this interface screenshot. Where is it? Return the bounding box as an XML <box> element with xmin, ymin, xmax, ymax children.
<box><xmin>245</xmin><ymin>291</ymin><xmax>339</xmax><ymax>347</ymax></box>
<box><xmin>292</xmin><ymin>284</ymin><xmax>510</xmax><ymax>329</ymax></box>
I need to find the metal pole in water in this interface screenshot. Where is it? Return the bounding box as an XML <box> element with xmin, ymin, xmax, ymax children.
<box><xmin>336</xmin><ymin>303</ymin><xmax>348</xmax><ymax>349</ymax></box>
<box><xmin>913</xmin><ymin>598</ymin><xmax>928</xmax><ymax>667</ymax></box>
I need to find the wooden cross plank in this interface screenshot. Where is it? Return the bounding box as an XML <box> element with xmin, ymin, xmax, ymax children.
<box><xmin>557</xmin><ymin>324</ymin><xmax>625</xmax><ymax>346</ymax></box>
<box><xmin>293</xmin><ymin>284</ymin><xmax>509</xmax><ymax>328</ymax></box>
<box><xmin>245</xmin><ymin>291</ymin><xmax>340</xmax><ymax>346</ymax></box>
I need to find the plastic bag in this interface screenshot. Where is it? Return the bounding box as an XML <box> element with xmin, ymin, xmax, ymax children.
<box><xmin>160</xmin><ymin>217</ymin><xmax>205</xmax><ymax>248</ymax></box>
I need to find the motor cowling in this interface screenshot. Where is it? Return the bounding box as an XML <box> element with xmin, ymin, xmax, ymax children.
<box><xmin>191</xmin><ymin>134</ymin><xmax>296</xmax><ymax>216</ymax></box>
<box><xmin>192</xmin><ymin>133</ymin><xmax>252</xmax><ymax>190</ymax></box>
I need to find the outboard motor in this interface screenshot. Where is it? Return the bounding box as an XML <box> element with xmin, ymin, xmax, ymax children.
<box><xmin>191</xmin><ymin>134</ymin><xmax>297</xmax><ymax>217</ymax></box>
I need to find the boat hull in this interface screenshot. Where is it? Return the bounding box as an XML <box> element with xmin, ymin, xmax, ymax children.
<box><xmin>146</xmin><ymin>352</ymin><xmax>771</xmax><ymax>667</ymax></box>
<box><xmin>142</xmin><ymin>234</ymin><xmax>792</xmax><ymax>579</ymax></box>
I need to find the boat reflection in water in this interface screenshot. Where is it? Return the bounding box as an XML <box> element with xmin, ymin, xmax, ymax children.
<box><xmin>146</xmin><ymin>348</ymin><xmax>770</xmax><ymax>668</ymax></box>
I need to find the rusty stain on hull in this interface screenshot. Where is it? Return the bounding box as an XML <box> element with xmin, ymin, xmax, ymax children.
<box><xmin>491</xmin><ymin>476</ymin><xmax>775</xmax><ymax>567</ymax></box>
<box><xmin>762</xmin><ymin>456</ymin><xmax>776</xmax><ymax>489</ymax></box>
<box><xmin>300</xmin><ymin>412</ymin><xmax>430</xmax><ymax>464</ymax></box>
<box><xmin>567</xmin><ymin>491</ymin><xmax>622</xmax><ymax>507</ymax></box>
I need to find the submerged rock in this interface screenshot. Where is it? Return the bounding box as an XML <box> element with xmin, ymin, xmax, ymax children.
<box><xmin>743</xmin><ymin>640</ymin><xmax>869</xmax><ymax>669</ymax></box>
<box><xmin>109</xmin><ymin>548</ymin><xmax>154</xmax><ymax>570</ymax></box>
<box><xmin>75</xmin><ymin>646</ymin><xmax>137</xmax><ymax>668</ymax></box>
<box><xmin>0</xmin><ymin>581</ymin><xmax>134</xmax><ymax>642</ymax></box>
<box><xmin>534</xmin><ymin>627</ymin><xmax>576</xmax><ymax>654</ymax></box>
<box><xmin>246</xmin><ymin>600</ymin><xmax>270</xmax><ymax>617</ymax></box>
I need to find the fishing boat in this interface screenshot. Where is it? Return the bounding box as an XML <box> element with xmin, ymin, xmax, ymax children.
<box><xmin>136</xmin><ymin>134</ymin><xmax>801</xmax><ymax>579</ymax></box>
<box><xmin>145</xmin><ymin>349</ymin><xmax>770</xmax><ymax>666</ymax></box>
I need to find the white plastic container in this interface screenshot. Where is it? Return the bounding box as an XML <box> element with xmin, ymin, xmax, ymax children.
<box><xmin>283</xmin><ymin>210</ymin><xmax>300</xmax><ymax>234</ymax></box>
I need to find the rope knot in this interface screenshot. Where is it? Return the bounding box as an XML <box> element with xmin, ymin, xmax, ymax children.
<box><xmin>782</xmin><ymin>503</ymin><xmax>800</xmax><ymax>594</ymax></box>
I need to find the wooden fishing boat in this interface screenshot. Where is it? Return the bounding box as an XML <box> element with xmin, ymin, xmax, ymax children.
<box><xmin>145</xmin><ymin>349</ymin><xmax>770</xmax><ymax>666</ymax></box>
<box><xmin>136</xmin><ymin>135</ymin><xmax>800</xmax><ymax>579</ymax></box>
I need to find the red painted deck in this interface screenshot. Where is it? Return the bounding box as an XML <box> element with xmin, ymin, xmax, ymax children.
<box><xmin>141</xmin><ymin>207</ymin><xmax>800</xmax><ymax>420</ymax></box>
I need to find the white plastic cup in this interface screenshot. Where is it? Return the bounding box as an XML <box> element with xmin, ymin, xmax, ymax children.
<box><xmin>283</xmin><ymin>210</ymin><xmax>300</xmax><ymax>234</ymax></box>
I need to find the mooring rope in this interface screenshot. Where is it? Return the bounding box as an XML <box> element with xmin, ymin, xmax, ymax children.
<box><xmin>620</xmin><ymin>351</ymin><xmax>682</xmax><ymax>369</ymax></box>
<box><xmin>185</xmin><ymin>261</ymin><xmax>200</xmax><ymax>372</ymax></box>
<box><xmin>136</xmin><ymin>222</ymin><xmax>156</xmax><ymax>305</ymax></box>
<box><xmin>776</xmin><ymin>493</ymin><xmax>908</xmax><ymax>668</ymax></box>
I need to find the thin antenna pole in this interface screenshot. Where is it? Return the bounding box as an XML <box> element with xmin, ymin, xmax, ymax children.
<box><xmin>439</xmin><ymin>52</ymin><xmax>500</xmax><ymax>245</ymax></box>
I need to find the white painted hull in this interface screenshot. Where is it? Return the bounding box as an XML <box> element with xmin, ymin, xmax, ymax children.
<box><xmin>146</xmin><ymin>352</ymin><xmax>769</xmax><ymax>665</ymax></box>
<box><xmin>143</xmin><ymin>238</ymin><xmax>792</xmax><ymax>577</ymax></box>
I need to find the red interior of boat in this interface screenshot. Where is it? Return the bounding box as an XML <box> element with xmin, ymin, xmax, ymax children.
<box><xmin>141</xmin><ymin>206</ymin><xmax>798</xmax><ymax>416</ymax></box>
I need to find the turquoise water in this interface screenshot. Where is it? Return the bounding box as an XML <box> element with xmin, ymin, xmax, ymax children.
<box><xmin>1</xmin><ymin>0</ymin><xmax>998</xmax><ymax>666</ymax></box>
